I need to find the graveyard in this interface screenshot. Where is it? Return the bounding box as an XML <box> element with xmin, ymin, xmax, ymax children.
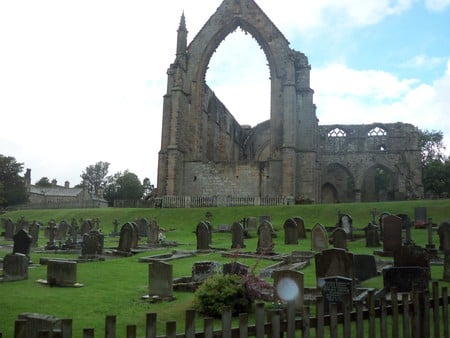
<box><xmin>0</xmin><ymin>199</ymin><xmax>450</xmax><ymax>337</ymax></box>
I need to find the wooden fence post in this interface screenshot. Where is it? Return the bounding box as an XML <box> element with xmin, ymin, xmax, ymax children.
<box><xmin>286</xmin><ymin>301</ymin><xmax>295</xmax><ymax>338</ymax></box>
<box><xmin>270</xmin><ymin>309</ymin><xmax>281</xmax><ymax>338</ymax></box>
<box><xmin>412</xmin><ymin>288</ymin><xmax>421</xmax><ymax>338</ymax></box>
<box><xmin>105</xmin><ymin>315</ymin><xmax>116</xmax><ymax>338</ymax></box>
<box><xmin>422</xmin><ymin>290</ymin><xmax>430</xmax><ymax>338</ymax></box>
<box><xmin>239</xmin><ymin>313</ymin><xmax>248</xmax><ymax>338</ymax></box>
<box><xmin>203</xmin><ymin>318</ymin><xmax>214</xmax><ymax>338</ymax></box>
<box><xmin>432</xmin><ymin>281</ymin><xmax>440</xmax><ymax>338</ymax></box>
<box><xmin>380</xmin><ymin>297</ymin><xmax>387</xmax><ymax>338</ymax></box>
<box><xmin>402</xmin><ymin>293</ymin><xmax>410</xmax><ymax>338</ymax></box>
<box><xmin>126</xmin><ymin>325</ymin><xmax>136</xmax><ymax>338</ymax></box>
<box><xmin>303</xmin><ymin>306</ymin><xmax>311</xmax><ymax>338</ymax></box>
<box><xmin>368</xmin><ymin>289</ymin><xmax>376</xmax><ymax>338</ymax></box>
<box><xmin>185</xmin><ymin>309</ymin><xmax>196</xmax><ymax>338</ymax></box>
<box><xmin>443</xmin><ymin>287</ymin><xmax>449</xmax><ymax>338</ymax></box>
<box><xmin>61</xmin><ymin>319</ymin><xmax>72</xmax><ymax>338</ymax></box>
<box><xmin>343</xmin><ymin>294</ymin><xmax>351</xmax><ymax>338</ymax></box>
<box><xmin>166</xmin><ymin>321</ymin><xmax>176</xmax><ymax>338</ymax></box>
<box><xmin>13</xmin><ymin>319</ymin><xmax>27</xmax><ymax>338</ymax></box>
<box><xmin>391</xmin><ymin>288</ymin><xmax>399</xmax><ymax>338</ymax></box>
<box><xmin>222</xmin><ymin>306</ymin><xmax>232</xmax><ymax>338</ymax></box>
<box><xmin>316</xmin><ymin>296</ymin><xmax>324</xmax><ymax>338</ymax></box>
<box><xmin>255</xmin><ymin>303</ymin><xmax>265</xmax><ymax>338</ymax></box>
<box><xmin>82</xmin><ymin>328</ymin><xmax>94</xmax><ymax>338</ymax></box>
<box><xmin>330</xmin><ymin>303</ymin><xmax>338</xmax><ymax>338</ymax></box>
<box><xmin>355</xmin><ymin>301</ymin><xmax>364</xmax><ymax>338</ymax></box>
<box><xmin>145</xmin><ymin>313</ymin><xmax>157</xmax><ymax>338</ymax></box>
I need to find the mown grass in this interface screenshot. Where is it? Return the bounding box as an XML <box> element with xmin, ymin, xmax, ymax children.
<box><xmin>0</xmin><ymin>199</ymin><xmax>450</xmax><ymax>337</ymax></box>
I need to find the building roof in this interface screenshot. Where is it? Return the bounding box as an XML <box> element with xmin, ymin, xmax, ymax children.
<box><xmin>29</xmin><ymin>186</ymin><xmax>84</xmax><ymax>197</ymax></box>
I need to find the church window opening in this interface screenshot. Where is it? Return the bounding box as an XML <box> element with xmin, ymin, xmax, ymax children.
<box><xmin>368</xmin><ymin>127</ymin><xmax>387</xmax><ymax>137</ymax></box>
<box><xmin>328</xmin><ymin>128</ymin><xmax>347</xmax><ymax>138</ymax></box>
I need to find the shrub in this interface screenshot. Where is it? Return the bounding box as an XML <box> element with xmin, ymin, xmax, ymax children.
<box><xmin>193</xmin><ymin>274</ymin><xmax>251</xmax><ymax>317</ymax></box>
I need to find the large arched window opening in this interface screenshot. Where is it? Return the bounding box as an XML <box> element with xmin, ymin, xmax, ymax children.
<box><xmin>205</xmin><ymin>29</ymin><xmax>271</xmax><ymax>127</ymax></box>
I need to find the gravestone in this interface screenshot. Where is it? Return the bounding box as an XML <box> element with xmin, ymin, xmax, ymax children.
<box><xmin>338</xmin><ymin>214</ymin><xmax>353</xmax><ymax>237</ymax></box>
<box><xmin>332</xmin><ymin>228</ymin><xmax>347</xmax><ymax>250</ymax></box>
<box><xmin>247</xmin><ymin>217</ymin><xmax>257</xmax><ymax>231</ymax></box>
<box><xmin>311</xmin><ymin>223</ymin><xmax>328</xmax><ymax>252</ymax></box>
<box><xmin>217</xmin><ymin>224</ymin><xmax>231</xmax><ymax>232</ymax></box>
<box><xmin>147</xmin><ymin>219</ymin><xmax>160</xmax><ymax>246</ymax></box>
<box><xmin>444</xmin><ymin>251</ymin><xmax>450</xmax><ymax>282</ymax></box>
<box><xmin>231</xmin><ymin>222</ymin><xmax>245</xmax><ymax>249</ymax></box>
<box><xmin>69</xmin><ymin>219</ymin><xmax>78</xmax><ymax>243</ymax></box>
<box><xmin>259</xmin><ymin>215</ymin><xmax>271</xmax><ymax>225</ymax></box>
<box><xmin>29</xmin><ymin>221</ymin><xmax>40</xmax><ymax>247</ymax></box>
<box><xmin>47</xmin><ymin>260</ymin><xmax>78</xmax><ymax>287</ymax></box>
<box><xmin>135</xmin><ymin>218</ymin><xmax>149</xmax><ymax>237</ymax></box>
<box><xmin>3</xmin><ymin>218</ymin><xmax>14</xmax><ymax>240</ymax></box>
<box><xmin>117</xmin><ymin>222</ymin><xmax>137</xmax><ymax>253</ymax></box>
<box><xmin>438</xmin><ymin>221</ymin><xmax>450</xmax><ymax>252</ymax></box>
<box><xmin>293</xmin><ymin>216</ymin><xmax>307</xmax><ymax>239</ymax></box>
<box><xmin>284</xmin><ymin>218</ymin><xmax>299</xmax><ymax>245</ymax></box>
<box><xmin>382</xmin><ymin>215</ymin><xmax>402</xmax><ymax>254</ymax></box>
<box><xmin>17</xmin><ymin>313</ymin><xmax>61</xmax><ymax>338</ymax></box>
<box><xmin>130</xmin><ymin>222</ymin><xmax>140</xmax><ymax>247</ymax></box>
<box><xmin>394</xmin><ymin>245</ymin><xmax>430</xmax><ymax>278</ymax></box>
<box><xmin>81</xmin><ymin>230</ymin><xmax>104</xmax><ymax>258</ymax></box>
<box><xmin>111</xmin><ymin>219</ymin><xmax>120</xmax><ymax>236</ymax></box>
<box><xmin>56</xmin><ymin>220</ymin><xmax>69</xmax><ymax>241</ymax></box>
<box><xmin>273</xmin><ymin>270</ymin><xmax>304</xmax><ymax>311</ymax></box>
<box><xmin>320</xmin><ymin>276</ymin><xmax>353</xmax><ymax>313</ymax></box>
<box><xmin>315</xmin><ymin>248</ymin><xmax>355</xmax><ymax>288</ymax></box>
<box><xmin>383</xmin><ymin>266</ymin><xmax>429</xmax><ymax>292</ymax></box>
<box><xmin>257</xmin><ymin>220</ymin><xmax>274</xmax><ymax>254</ymax></box>
<box><xmin>192</xmin><ymin>261</ymin><xmax>221</xmax><ymax>282</ymax></box>
<box><xmin>223</xmin><ymin>262</ymin><xmax>249</xmax><ymax>276</ymax></box>
<box><xmin>414</xmin><ymin>207</ymin><xmax>427</xmax><ymax>228</ymax></box>
<box><xmin>15</xmin><ymin>216</ymin><xmax>29</xmax><ymax>233</ymax></box>
<box><xmin>148</xmin><ymin>261</ymin><xmax>173</xmax><ymax>299</ymax></box>
<box><xmin>79</xmin><ymin>220</ymin><xmax>92</xmax><ymax>236</ymax></box>
<box><xmin>354</xmin><ymin>254</ymin><xmax>378</xmax><ymax>282</ymax></box>
<box><xmin>379</xmin><ymin>211</ymin><xmax>391</xmax><ymax>239</ymax></box>
<box><xmin>13</xmin><ymin>229</ymin><xmax>32</xmax><ymax>259</ymax></box>
<box><xmin>3</xmin><ymin>253</ymin><xmax>28</xmax><ymax>281</ymax></box>
<box><xmin>365</xmin><ymin>223</ymin><xmax>380</xmax><ymax>247</ymax></box>
<box><xmin>196</xmin><ymin>221</ymin><xmax>211</xmax><ymax>251</ymax></box>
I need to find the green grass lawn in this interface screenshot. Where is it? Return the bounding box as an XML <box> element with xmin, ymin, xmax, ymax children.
<box><xmin>1</xmin><ymin>199</ymin><xmax>450</xmax><ymax>337</ymax></box>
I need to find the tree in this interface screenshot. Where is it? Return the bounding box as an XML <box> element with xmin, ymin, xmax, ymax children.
<box><xmin>104</xmin><ymin>170</ymin><xmax>144</xmax><ymax>205</ymax></box>
<box><xmin>419</xmin><ymin>129</ymin><xmax>446</xmax><ymax>165</ymax></box>
<box><xmin>80</xmin><ymin>161</ymin><xmax>110</xmax><ymax>195</ymax></box>
<box><xmin>0</xmin><ymin>154</ymin><xmax>28</xmax><ymax>207</ymax></box>
<box><xmin>35</xmin><ymin>177</ymin><xmax>52</xmax><ymax>187</ymax></box>
<box><xmin>142</xmin><ymin>177</ymin><xmax>155</xmax><ymax>198</ymax></box>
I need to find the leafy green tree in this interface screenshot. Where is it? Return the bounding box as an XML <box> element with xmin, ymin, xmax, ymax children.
<box><xmin>419</xmin><ymin>129</ymin><xmax>446</xmax><ymax>165</ymax></box>
<box><xmin>0</xmin><ymin>154</ymin><xmax>28</xmax><ymax>206</ymax></box>
<box><xmin>80</xmin><ymin>161</ymin><xmax>110</xmax><ymax>195</ymax></box>
<box><xmin>104</xmin><ymin>170</ymin><xmax>144</xmax><ymax>205</ymax></box>
<box><xmin>142</xmin><ymin>177</ymin><xmax>155</xmax><ymax>198</ymax></box>
<box><xmin>35</xmin><ymin>177</ymin><xmax>52</xmax><ymax>187</ymax></box>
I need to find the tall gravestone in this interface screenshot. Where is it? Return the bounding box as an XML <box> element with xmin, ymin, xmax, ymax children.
<box><xmin>382</xmin><ymin>215</ymin><xmax>402</xmax><ymax>255</ymax></box>
<box><xmin>332</xmin><ymin>228</ymin><xmax>347</xmax><ymax>250</ymax></box>
<box><xmin>311</xmin><ymin>223</ymin><xmax>328</xmax><ymax>252</ymax></box>
<box><xmin>394</xmin><ymin>245</ymin><xmax>430</xmax><ymax>279</ymax></box>
<box><xmin>148</xmin><ymin>261</ymin><xmax>173</xmax><ymax>299</ymax></box>
<box><xmin>13</xmin><ymin>229</ymin><xmax>32</xmax><ymax>259</ymax></box>
<box><xmin>135</xmin><ymin>218</ymin><xmax>149</xmax><ymax>237</ymax></box>
<box><xmin>147</xmin><ymin>219</ymin><xmax>160</xmax><ymax>246</ymax></box>
<box><xmin>196</xmin><ymin>221</ymin><xmax>210</xmax><ymax>251</ymax></box>
<box><xmin>284</xmin><ymin>218</ymin><xmax>298</xmax><ymax>245</ymax></box>
<box><xmin>365</xmin><ymin>223</ymin><xmax>380</xmax><ymax>247</ymax></box>
<box><xmin>117</xmin><ymin>223</ymin><xmax>137</xmax><ymax>253</ymax></box>
<box><xmin>257</xmin><ymin>220</ymin><xmax>274</xmax><ymax>254</ymax></box>
<box><xmin>81</xmin><ymin>230</ymin><xmax>104</xmax><ymax>258</ymax></box>
<box><xmin>29</xmin><ymin>221</ymin><xmax>40</xmax><ymax>247</ymax></box>
<box><xmin>293</xmin><ymin>216</ymin><xmax>307</xmax><ymax>239</ymax></box>
<box><xmin>338</xmin><ymin>214</ymin><xmax>352</xmax><ymax>238</ymax></box>
<box><xmin>56</xmin><ymin>220</ymin><xmax>69</xmax><ymax>241</ymax></box>
<box><xmin>379</xmin><ymin>211</ymin><xmax>391</xmax><ymax>239</ymax></box>
<box><xmin>315</xmin><ymin>248</ymin><xmax>355</xmax><ymax>289</ymax></box>
<box><xmin>231</xmin><ymin>222</ymin><xmax>245</xmax><ymax>249</ymax></box>
<box><xmin>438</xmin><ymin>221</ymin><xmax>450</xmax><ymax>252</ymax></box>
<box><xmin>273</xmin><ymin>270</ymin><xmax>304</xmax><ymax>311</ymax></box>
<box><xmin>354</xmin><ymin>254</ymin><xmax>378</xmax><ymax>282</ymax></box>
<box><xmin>3</xmin><ymin>218</ymin><xmax>14</xmax><ymax>240</ymax></box>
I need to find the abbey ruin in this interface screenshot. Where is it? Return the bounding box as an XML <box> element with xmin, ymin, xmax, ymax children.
<box><xmin>157</xmin><ymin>0</ymin><xmax>423</xmax><ymax>204</ymax></box>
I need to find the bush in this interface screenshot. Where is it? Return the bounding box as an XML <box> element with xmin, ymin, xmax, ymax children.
<box><xmin>193</xmin><ymin>274</ymin><xmax>251</xmax><ymax>317</ymax></box>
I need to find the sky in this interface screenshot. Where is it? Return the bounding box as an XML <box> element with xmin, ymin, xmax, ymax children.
<box><xmin>1</xmin><ymin>0</ymin><xmax>449</xmax><ymax>188</ymax></box>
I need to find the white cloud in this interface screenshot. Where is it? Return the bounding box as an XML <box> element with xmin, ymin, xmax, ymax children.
<box><xmin>425</xmin><ymin>0</ymin><xmax>450</xmax><ymax>11</ymax></box>
<box><xmin>401</xmin><ymin>54</ymin><xmax>449</xmax><ymax>69</ymax></box>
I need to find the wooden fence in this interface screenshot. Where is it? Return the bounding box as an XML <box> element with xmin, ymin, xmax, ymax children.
<box><xmin>7</xmin><ymin>282</ymin><xmax>450</xmax><ymax>338</ymax></box>
<box><xmin>114</xmin><ymin>196</ymin><xmax>289</xmax><ymax>209</ymax></box>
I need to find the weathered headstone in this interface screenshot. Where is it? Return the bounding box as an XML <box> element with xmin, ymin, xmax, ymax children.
<box><xmin>382</xmin><ymin>215</ymin><xmax>402</xmax><ymax>254</ymax></box>
<box><xmin>332</xmin><ymin>228</ymin><xmax>347</xmax><ymax>250</ymax></box>
<box><xmin>196</xmin><ymin>221</ymin><xmax>211</xmax><ymax>251</ymax></box>
<box><xmin>147</xmin><ymin>219</ymin><xmax>160</xmax><ymax>246</ymax></box>
<box><xmin>56</xmin><ymin>220</ymin><xmax>69</xmax><ymax>241</ymax></box>
<box><xmin>438</xmin><ymin>221</ymin><xmax>450</xmax><ymax>252</ymax></box>
<box><xmin>3</xmin><ymin>253</ymin><xmax>28</xmax><ymax>281</ymax></box>
<box><xmin>148</xmin><ymin>261</ymin><xmax>173</xmax><ymax>299</ymax></box>
<box><xmin>223</xmin><ymin>261</ymin><xmax>249</xmax><ymax>276</ymax></box>
<box><xmin>379</xmin><ymin>211</ymin><xmax>391</xmax><ymax>239</ymax></box>
<box><xmin>320</xmin><ymin>276</ymin><xmax>353</xmax><ymax>313</ymax></box>
<box><xmin>79</xmin><ymin>220</ymin><xmax>92</xmax><ymax>236</ymax></box>
<box><xmin>315</xmin><ymin>248</ymin><xmax>355</xmax><ymax>287</ymax></box>
<box><xmin>135</xmin><ymin>218</ymin><xmax>149</xmax><ymax>237</ymax></box>
<box><xmin>17</xmin><ymin>313</ymin><xmax>61</xmax><ymax>338</ymax></box>
<box><xmin>273</xmin><ymin>270</ymin><xmax>304</xmax><ymax>311</ymax></box>
<box><xmin>414</xmin><ymin>207</ymin><xmax>427</xmax><ymax>228</ymax></box>
<box><xmin>231</xmin><ymin>222</ymin><xmax>245</xmax><ymax>249</ymax></box>
<box><xmin>29</xmin><ymin>221</ymin><xmax>40</xmax><ymax>247</ymax></box>
<box><xmin>257</xmin><ymin>220</ymin><xmax>274</xmax><ymax>254</ymax></box>
<box><xmin>15</xmin><ymin>216</ymin><xmax>29</xmax><ymax>233</ymax></box>
<box><xmin>117</xmin><ymin>222</ymin><xmax>137</xmax><ymax>253</ymax></box>
<box><xmin>365</xmin><ymin>223</ymin><xmax>381</xmax><ymax>247</ymax></box>
<box><xmin>354</xmin><ymin>254</ymin><xmax>378</xmax><ymax>282</ymax></box>
<box><xmin>338</xmin><ymin>214</ymin><xmax>353</xmax><ymax>237</ymax></box>
<box><xmin>81</xmin><ymin>230</ymin><xmax>104</xmax><ymax>258</ymax></box>
<box><xmin>13</xmin><ymin>229</ymin><xmax>32</xmax><ymax>258</ymax></box>
<box><xmin>293</xmin><ymin>216</ymin><xmax>307</xmax><ymax>239</ymax></box>
<box><xmin>47</xmin><ymin>260</ymin><xmax>78</xmax><ymax>287</ymax></box>
<box><xmin>284</xmin><ymin>218</ymin><xmax>298</xmax><ymax>245</ymax></box>
<box><xmin>394</xmin><ymin>245</ymin><xmax>430</xmax><ymax>278</ymax></box>
<box><xmin>3</xmin><ymin>218</ymin><xmax>15</xmax><ymax>240</ymax></box>
<box><xmin>311</xmin><ymin>223</ymin><xmax>328</xmax><ymax>252</ymax></box>
<box><xmin>192</xmin><ymin>261</ymin><xmax>221</xmax><ymax>282</ymax></box>
<box><xmin>247</xmin><ymin>217</ymin><xmax>257</xmax><ymax>231</ymax></box>
<box><xmin>383</xmin><ymin>266</ymin><xmax>429</xmax><ymax>292</ymax></box>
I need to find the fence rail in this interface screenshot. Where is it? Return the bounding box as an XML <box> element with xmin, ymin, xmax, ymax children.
<box><xmin>8</xmin><ymin>282</ymin><xmax>450</xmax><ymax>338</ymax></box>
<box><xmin>114</xmin><ymin>196</ymin><xmax>289</xmax><ymax>209</ymax></box>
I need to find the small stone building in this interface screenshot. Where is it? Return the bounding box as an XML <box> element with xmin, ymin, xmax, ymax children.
<box><xmin>157</xmin><ymin>0</ymin><xmax>423</xmax><ymax>203</ymax></box>
<box><xmin>24</xmin><ymin>170</ymin><xmax>108</xmax><ymax>209</ymax></box>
